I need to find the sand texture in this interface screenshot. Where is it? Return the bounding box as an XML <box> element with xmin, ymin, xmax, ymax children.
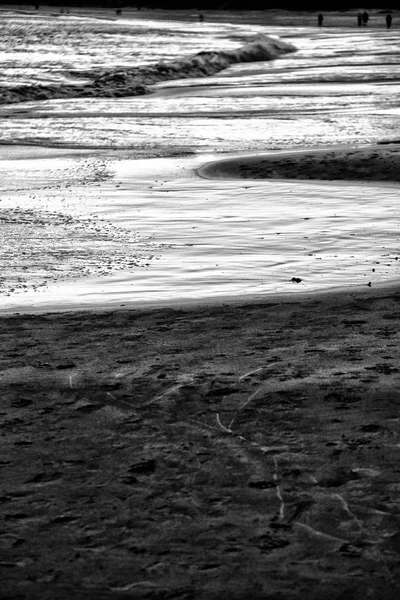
<box><xmin>2</xmin><ymin>286</ymin><xmax>400</xmax><ymax>599</ymax></box>
<box><xmin>198</xmin><ymin>143</ymin><xmax>400</xmax><ymax>183</ymax></box>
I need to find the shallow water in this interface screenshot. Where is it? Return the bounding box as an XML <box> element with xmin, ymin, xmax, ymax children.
<box><xmin>1</xmin><ymin>151</ymin><xmax>400</xmax><ymax>312</ymax></box>
<box><xmin>1</xmin><ymin>10</ymin><xmax>400</xmax><ymax>311</ymax></box>
<box><xmin>1</xmin><ymin>20</ymin><xmax>399</xmax><ymax>151</ymax></box>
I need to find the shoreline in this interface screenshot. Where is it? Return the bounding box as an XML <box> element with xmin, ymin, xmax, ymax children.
<box><xmin>1</xmin><ymin>6</ymin><xmax>399</xmax><ymax>26</ymax></box>
<box><xmin>1</xmin><ymin>277</ymin><xmax>399</xmax><ymax>317</ymax></box>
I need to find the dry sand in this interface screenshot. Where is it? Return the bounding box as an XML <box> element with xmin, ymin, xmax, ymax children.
<box><xmin>2</xmin><ymin>144</ymin><xmax>400</xmax><ymax>599</ymax></box>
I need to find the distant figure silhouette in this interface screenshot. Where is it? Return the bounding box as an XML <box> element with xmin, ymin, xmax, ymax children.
<box><xmin>116</xmin><ymin>9</ymin><xmax>122</xmax><ymax>15</ymax></box>
<box><xmin>362</xmin><ymin>11</ymin><xmax>369</xmax><ymax>26</ymax></box>
<box><xmin>35</xmin><ymin>4</ymin><xmax>39</xmax><ymax>9</ymax></box>
<box><xmin>386</xmin><ymin>14</ymin><xmax>392</xmax><ymax>29</ymax></box>
<box><xmin>199</xmin><ymin>13</ymin><xmax>204</xmax><ymax>24</ymax></box>
<box><xmin>318</xmin><ymin>14</ymin><xmax>324</xmax><ymax>27</ymax></box>
<box><xmin>357</xmin><ymin>13</ymin><xmax>362</xmax><ymax>27</ymax></box>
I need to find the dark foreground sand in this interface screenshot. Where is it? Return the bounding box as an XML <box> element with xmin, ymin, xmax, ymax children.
<box><xmin>3</xmin><ymin>144</ymin><xmax>400</xmax><ymax>599</ymax></box>
<box><xmin>2</xmin><ymin>285</ymin><xmax>400</xmax><ymax>599</ymax></box>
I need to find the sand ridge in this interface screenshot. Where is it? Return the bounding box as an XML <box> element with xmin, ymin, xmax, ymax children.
<box><xmin>198</xmin><ymin>142</ymin><xmax>400</xmax><ymax>183</ymax></box>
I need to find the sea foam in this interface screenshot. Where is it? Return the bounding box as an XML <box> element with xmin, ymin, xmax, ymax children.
<box><xmin>0</xmin><ymin>34</ymin><xmax>296</xmax><ymax>105</ymax></box>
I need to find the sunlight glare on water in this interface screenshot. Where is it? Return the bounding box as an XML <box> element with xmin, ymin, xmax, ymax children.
<box><xmin>1</xmin><ymin>9</ymin><xmax>400</xmax><ymax>311</ymax></box>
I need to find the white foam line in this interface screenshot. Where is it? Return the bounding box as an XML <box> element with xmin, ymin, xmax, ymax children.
<box><xmin>240</xmin><ymin>387</ymin><xmax>262</xmax><ymax>411</ymax></box>
<box><xmin>334</xmin><ymin>493</ymin><xmax>364</xmax><ymax>530</ymax></box>
<box><xmin>216</xmin><ymin>413</ymin><xmax>234</xmax><ymax>434</ymax></box>
<box><xmin>273</xmin><ymin>455</ymin><xmax>286</xmax><ymax>520</ymax></box>
<box><xmin>294</xmin><ymin>522</ymin><xmax>345</xmax><ymax>544</ymax></box>
<box><xmin>106</xmin><ymin>391</ymin><xmax>135</xmax><ymax>410</ymax></box>
<box><xmin>276</xmin><ymin>485</ymin><xmax>285</xmax><ymax>520</ymax></box>
<box><xmin>238</xmin><ymin>367</ymin><xmax>263</xmax><ymax>382</ymax></box>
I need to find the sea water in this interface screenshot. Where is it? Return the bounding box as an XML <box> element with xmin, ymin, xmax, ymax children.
<box><xmin>1</xmin><ymin>7</ymin><xmax>400</xmax><ymax>311</ymax></box>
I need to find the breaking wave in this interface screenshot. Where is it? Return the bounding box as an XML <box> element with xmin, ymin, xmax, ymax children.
<box><xmin>0</xmin><ymin>34</ymin><xmax>296</xmax><ymax>105</ymax></box>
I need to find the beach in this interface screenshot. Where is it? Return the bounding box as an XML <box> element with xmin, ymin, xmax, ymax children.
<box><xmin>2</xmin><ymin>7</ymin><xmax>400</xmax><ymax>599</ymax></box>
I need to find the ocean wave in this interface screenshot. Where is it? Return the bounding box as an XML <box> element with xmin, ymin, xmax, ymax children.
<box><xmin>0</xmin><ymin>34</ymin><xmax>296</xmax><ymax>105</ymax></box>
